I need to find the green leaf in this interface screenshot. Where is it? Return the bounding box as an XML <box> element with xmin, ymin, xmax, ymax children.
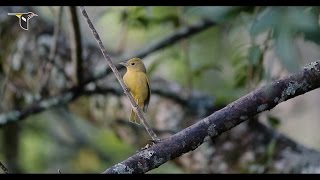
<box><xmin>151</xmin><ymin>6</ymin><xmax>177</xmax><ymax>20</ymax></box>
<box><xmin>186</xmin><ymin>6</ymin><xmax>247</xmax><ymax>23</ymax></box>
<box><xmin>288</xmin><ymin>7</ymin><xmax>320</xmax><ymax>45</ymax></box>
<box><xmin>248</xmin><ymin>45</ymin><xmax>262</xmax><ymax>66</ymax></box>
<box><xmin>267</xmin><ymin>115</ymin><xmax>281</xmax><ymax>129</ymax></box>
<box><xmin>287</xmin><ymin>7</ymin><xmax>318</xmax><ymax>33</ymax></box>
<box><xmin>250</xmin><ymin>7</ymin><xmax>280</xmax><ymax>36</ymax></box>
<box><xmin>125</xmin><ymin>7</ymin><xmax>150</xmax><ymax>28</ymax></box>
<box><xmin>275</xmin><ymin>26</ymin><xmax>300</xmax><ymax>73</ymax></box>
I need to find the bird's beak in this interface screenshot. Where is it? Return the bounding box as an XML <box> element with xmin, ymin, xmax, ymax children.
<box><xmin>34</xmin><ymin>13</ymin><xmax>38</xmax><ymax>16</ymax></box>
<box><xmin>119</xmin><ymin>62</ymin><xmax>127</xmax><ymax>67</ymax></box>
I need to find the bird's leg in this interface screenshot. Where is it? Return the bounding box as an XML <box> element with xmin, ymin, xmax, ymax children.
<box><xmin>138</xmin><ymin>143</ymin><xmax>153</xmax><ymax>152</ymax></box>
<box><xmin>149</xmin><ymin>138</ymin><xmax>162</xmax><ymax>144</ymax></box>
<box><xmin>136</xmin><ymin>139</ymin><xmax>162</xmax><ymax>152</ymax></box>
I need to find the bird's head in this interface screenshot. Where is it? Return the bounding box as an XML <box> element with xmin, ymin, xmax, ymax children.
<box><xmin>119</xmin><ymin>58</ymin><xmax>146</xmax><ymax>73</ymax></box>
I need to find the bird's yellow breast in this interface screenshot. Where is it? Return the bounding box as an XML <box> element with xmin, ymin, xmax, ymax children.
<box><xmin>123</xmin><ymin>70</ymin><xmax>149</xmax><ymax>101</ymax></box>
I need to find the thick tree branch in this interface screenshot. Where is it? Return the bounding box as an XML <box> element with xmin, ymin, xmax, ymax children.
<box><xmin>103</xmin><ymin>61</ymin><xmax>320</xmax><ymax>174</ymax></box>
<box><xmin>68</xmin><ymin>6</ymin><xmax>83</xmax><ymax>85</ymax></box>
<box><xmin>78</xmin><ymin>6</ymin><xmax>159</xmax><ymax>142</ymax></box>
<box><xmin>101</xmin><ymin>83</ymin><xmax>320</xmax><ymax>172</ymax></box>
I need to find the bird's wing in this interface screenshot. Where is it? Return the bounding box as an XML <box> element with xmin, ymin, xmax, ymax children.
<box><xmin>143</xmin><ymin>74</ymin><xmax>151</xmax><ymax>113</ymax></box>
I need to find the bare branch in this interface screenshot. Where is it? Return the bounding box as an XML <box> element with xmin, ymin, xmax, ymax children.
<box><xmin>0</xmin><ymin>160</ymin><xmax>9</xmax><ymax>174</ymax></box>
<box><xmin>78</xmin><ymin>6</ymin><xmax>159</xmax><ymax>142</ymax></box>
<box><xmin>0</xmin><ymin>86</ymin><xmax>80</xmax><ymax>127</ymax></box>
<box><xmin>103</xmin><ymin>61</ymin><xmax>320</xmax><ymax>174</ymax></box>
<box><xmin>68</xmin><ymin>6</ymin><xmax>83</xmax><ymax>85</ymax></box>
<box><xmin>84</xmin><ymin>17</ymin><xmax>217</xmax><ymax>85</ymax></box>
<box><xmin>121</xmin><ymin>18</ymin><xmax>216</xmax><ymax>61</ymax></box>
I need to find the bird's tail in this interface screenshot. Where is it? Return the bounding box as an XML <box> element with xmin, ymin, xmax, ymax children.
<box><xmin>129</xmin><ymin>109</ymin><xmax>140</xmax><ymax>125</ymax></box>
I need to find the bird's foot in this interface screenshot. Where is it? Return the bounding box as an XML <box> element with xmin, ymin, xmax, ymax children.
<box><xmin>149</xmin><ymin>138</ymin><xmax>161</xmax><ymax>144</ymax></box>
<box><xmin>136</xmin><ymin>138</ymin><xmax>162</xmax><ymax>152</ymax></box>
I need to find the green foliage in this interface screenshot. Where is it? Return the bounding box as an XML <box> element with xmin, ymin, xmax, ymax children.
<box><xmin>120</xmin><ymin>7</ymin><xmax>179</xmax><ymax>28</ymax></box>
<box><xmin>251</xmin><ymin>6</ymin><xmax>320</xmax><ymax>72</ymax></box>
<box><xmin>20</xmin><ymin>113</ymin><xmax>55</xmax><ymax>172</ymax></box>
<box><xmin>275</xmin><ymin>26</ymin><xmax>299</xmax><ymax>72</ymax></box>
<box><xmin>94</xmin><ymin>129</ymin><xmax>134</xmax><ymax>165</ymax></box>
<box><xmin>186</xmin><ymin>6</ymin><xmax>254</xmax><ymax>24</ymax></box>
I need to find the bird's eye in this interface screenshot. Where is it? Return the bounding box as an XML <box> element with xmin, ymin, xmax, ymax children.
<box><xmin>131</xmin><ymin>63</ymin><xmax>135</xmax><ymax>65</ymax></box>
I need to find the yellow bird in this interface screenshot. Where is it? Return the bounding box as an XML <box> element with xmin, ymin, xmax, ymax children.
<box><xmin>120</xmin><ymin>58</ymin><xmax>151</xmax><ymax>124</ymax></box>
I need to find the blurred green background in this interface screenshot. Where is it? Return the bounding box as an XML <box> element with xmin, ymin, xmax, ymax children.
<box><xmin>1</xmin><ymin>6</ymin><xmax>320</xmax><ymax>173</ymax></box>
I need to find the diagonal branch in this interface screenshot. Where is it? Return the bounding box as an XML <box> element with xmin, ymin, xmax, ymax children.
<box><xmin>103</xmin><ymin>61</ymin><xmax>320</xmax><ymax>174</ymax></box>
<box><xmin>78</xmin><ymin>6</ymin><xmax>159</xmax><ymax>142</ymax></box>
<box><xmin>85</xmin><ymin>17</ymin><xmax>217</xmax><ymax>84</ymax></box>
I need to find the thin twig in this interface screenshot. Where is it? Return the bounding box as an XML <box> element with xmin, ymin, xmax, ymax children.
<box><xmin>68</xmin><ymin>6</ymin><xmax>83</xmax><ymax>85</ymax></box>
<box><xmin>78</xmin><ymin>6</ymin><xmax>159</xmax><ymax>142</ymax></box>
<box><xmin>0</xmin><ymin>160</ymin><xmax>9</xmax><ymax>174</ymax></box>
